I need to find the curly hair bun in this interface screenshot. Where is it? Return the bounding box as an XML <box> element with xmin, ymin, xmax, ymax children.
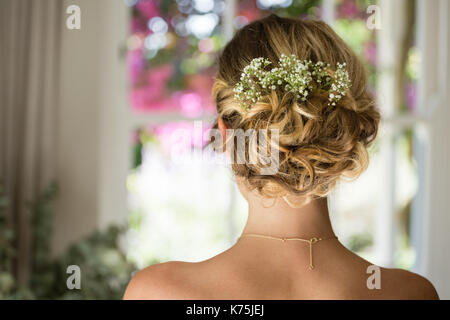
<box><xmin>211</xmin><ymin>14</ymin><xmax>380</xmax><ymax>204</ymax></box>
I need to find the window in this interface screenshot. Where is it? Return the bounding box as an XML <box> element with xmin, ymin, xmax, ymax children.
<box><xmin>124</xmin><ymin>0</ymin><xmax>424</xmax><ymax>271</ymax></box>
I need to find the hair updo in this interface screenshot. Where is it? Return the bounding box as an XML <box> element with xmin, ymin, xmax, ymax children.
<box><xmin>211</xmin><ymin>14</ymin><xmax>380</xmax><ymax>205</ymax></box>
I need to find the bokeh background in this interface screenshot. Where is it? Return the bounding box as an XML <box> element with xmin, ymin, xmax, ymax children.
<box><xmin>1</xmin><ymin>0</ymin><xmax>449</xmax><ymax>299</ymax></box>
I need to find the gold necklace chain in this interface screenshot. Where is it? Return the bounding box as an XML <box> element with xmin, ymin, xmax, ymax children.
<box><xmin>238</xmin><ymin>233</ymin><xmax>338</xmax><ymax>270</ymax></box>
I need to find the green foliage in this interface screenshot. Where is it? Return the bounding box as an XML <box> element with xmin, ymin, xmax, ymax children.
<box><xmin>334</xmin><ymin>19</ymin><xmax>371</xmax><ymax>57</ymax></box>
<box><xmin>347</xmin><ymin>232</ymin><xmax>373</xmax><ymax>253</ymax></box>
<box><xmin>0</xmin><ymin>184</ymin><xmax>16</xmax><ymax>298</ymax></box>
<box><xmin>31</xmin><ymin>183</ymin><xmax>58</xmax><ymax>272</ymax></box>
<box><xmin>0</xmin><ymin>182</ymin><xmax>137</xmax><ymax>300</ymax></box>
<box><xmin>39</xmin><ymin>225</ymin><xmax>136</xmax><ymax>300</ymax></box>
<box><xmin>0</xmin><ymin>183</ymin><xmax>36</xmax><ymax>299</ymax></box>
<box><xmin>132</xmin><ymin>136</ymin><xmax>144</xmax><ymax>169</ymax></box>
<box><xmin>0</xmin><ymin>184</ymin><xmax>14</xmax><ymax>270</ymax></box>
<box><xmin>275</xmin><ymin>0</ymin><xmax>322</xmax><ymax>17</ymax></box>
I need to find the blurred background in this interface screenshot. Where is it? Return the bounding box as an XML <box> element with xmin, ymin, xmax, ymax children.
<box><xmin>0</xmin><ymin>0</ymin><xmax>449</xmax><ymax>299</ymax></box>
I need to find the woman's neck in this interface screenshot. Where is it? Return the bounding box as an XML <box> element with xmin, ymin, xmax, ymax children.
<box><xmin>241</xmin><ymin>192</ymin><xmax>336</xmax><ymax>239</ymax></box>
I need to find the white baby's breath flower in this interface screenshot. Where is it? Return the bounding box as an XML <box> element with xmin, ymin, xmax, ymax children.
<box><xmin>234</xmin><ymin>55</ymin><xmax>351</xmax><ymax>111</ymax></box>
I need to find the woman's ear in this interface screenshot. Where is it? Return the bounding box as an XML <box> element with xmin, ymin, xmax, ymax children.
<box><xmin>218</xmin><ymin>116</ymin><xmax>228</xmax><ymax>145</ymax></box>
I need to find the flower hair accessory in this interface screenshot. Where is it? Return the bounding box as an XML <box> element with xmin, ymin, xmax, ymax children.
<box><xmin>233</xmin><ymin>54</ymin><xmax>351</xmax><ymax>112</ymax></box>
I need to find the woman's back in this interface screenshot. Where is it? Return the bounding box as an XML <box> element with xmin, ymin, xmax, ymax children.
<box><xmin>124</xmin><ymin>237</ymin><xmax>438</xmax><ymax>300</ymax></box>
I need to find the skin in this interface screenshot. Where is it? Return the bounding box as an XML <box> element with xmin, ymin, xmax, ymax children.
<box><xmin>123</xmin><ymin>117</ymin><xmax>439</xmax><ymax>300</ymax></box>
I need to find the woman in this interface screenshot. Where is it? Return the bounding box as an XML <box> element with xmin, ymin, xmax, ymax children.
<box><xmin>124</xmin><ymin>14</ymin><xmax>438</xmax><ymax>300</ymax></box>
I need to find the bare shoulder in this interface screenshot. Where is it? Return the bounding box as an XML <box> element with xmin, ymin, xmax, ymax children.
<box><xmin>123</xmin><ymin>261</ymin><xmax>195</xmax><ymax>300</ymax></box>
<box><xmin>381</xmin><ymin>267</ymin><xmax>439</xmax><ymax>300</ymax></box>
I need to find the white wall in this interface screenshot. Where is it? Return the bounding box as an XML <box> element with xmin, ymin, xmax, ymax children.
<box><xmin>54</xmin><ymin>0</ymin><xmax>128</xmax><ymax>255</ymax></box>
<box><xmin>416</xmin><ymin>0</ymin><xmax>450</xmax><ymax>299</ymax></box>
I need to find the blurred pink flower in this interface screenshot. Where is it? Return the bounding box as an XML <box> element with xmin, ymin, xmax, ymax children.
<box><xmin>140</xmin><ymin>64</ymin><xmax>174</xmax><ymax>100</ymax></box>
<box><xmin>184</xmin><ymin>74</ymin><xmax>216</xmax><ymax>114</ymax></box>
<box><xmin>196</xmin><ymin>92</ymin><xmax>216</xmax><ymax>115</ymax></box>
<box><xmin>152</xmin><ymin>121</ymin><xmax>212</xmax><ymax>154</ymax></box>
<box><xmin>154</xmin><ymin>122</ymin><xmax>190</xmax><ymax>151</ymax></box>
<box><xmin>180</xmin><ymin>92</ymin><xmax>203</xmax><ymax>117</ymax></box>
<box><xmin>130</xmin><ymin>89</ymin><xmax>179</xmax><ymax>113</ymax></box>
<box><xmin>147</xmin><ymin>64</ymin><xmax>174</xmax><ymax>86</ymax></box>
<box><xmin>127</xmin><ymin>49</ymin><xmax>145</xmax><ymax>85</ymax></box>
<box><xmin>364</xmin><ymin>41</ymin><xmax>377</xmax><ymax>66</ymax></box>
<box><xmin>186</xmin><ymin>73</ymin><xmax>212</xmax><ymax>92</ymax></box>
<box><xmin>406</xmin><ymin>83</ymin><xmax>417</xmax><ymax>112</ymax></box>
<box><xmin>136</xmin><ymin>0</ymin><xmax>160</xmax><ymax>19</ymax></box>
<box><xmin>129</xmin><ymin>88</ymin><xmax>147</xmax><ymax>111</ymax></box>
<box><xmin>238</xmin><ymin>0</ymin><xmax>261</xmax><ymax>23</ymax></box>
<box><xmin>131</xmin><ymin>17</ymin><xmax>145</xmax><ymax>33</ymax></box>
<box><xmin>239</xmin><ymin>8</ymin><xmax>261</xmax><ymax>23</ymax></box>
<box><xmin>340</xmin><ymin>0</ymin><xmax>359</xmax><ymax>19</ymax></box>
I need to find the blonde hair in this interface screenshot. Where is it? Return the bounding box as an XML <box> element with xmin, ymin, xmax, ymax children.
<box><xmin>211</xmin><ymin>14</ymin><xmax>380</xmax><ymax>204</ymax></box>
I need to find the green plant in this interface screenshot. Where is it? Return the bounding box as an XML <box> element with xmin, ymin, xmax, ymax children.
<box><xmin>28</xmin><ymin>183</ymin><xmax>58</xmax><ymax>298</ymax></box>
<box><xmin>347</xmin><ymin>232</ymin><xmax>373</xmax><ymax>253</ymax></box>
<box><xmin>0</xmin><ymin>182</ymin><xmax>137</xmax><ymax>300</ymax></box>
<box><xmin>28</xmin><ymin>183</ymin><xmax>136</xmax><ymax>300</ymax></box>
<box><xmin>0</xmin><ymin>184</ymin><xmax>16</xmax><ymax>298</ymax></box>
<box><xmin>40</xmin><ymin>225</ymin><xmax>136</xmax><ymax>300</ymax></box>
